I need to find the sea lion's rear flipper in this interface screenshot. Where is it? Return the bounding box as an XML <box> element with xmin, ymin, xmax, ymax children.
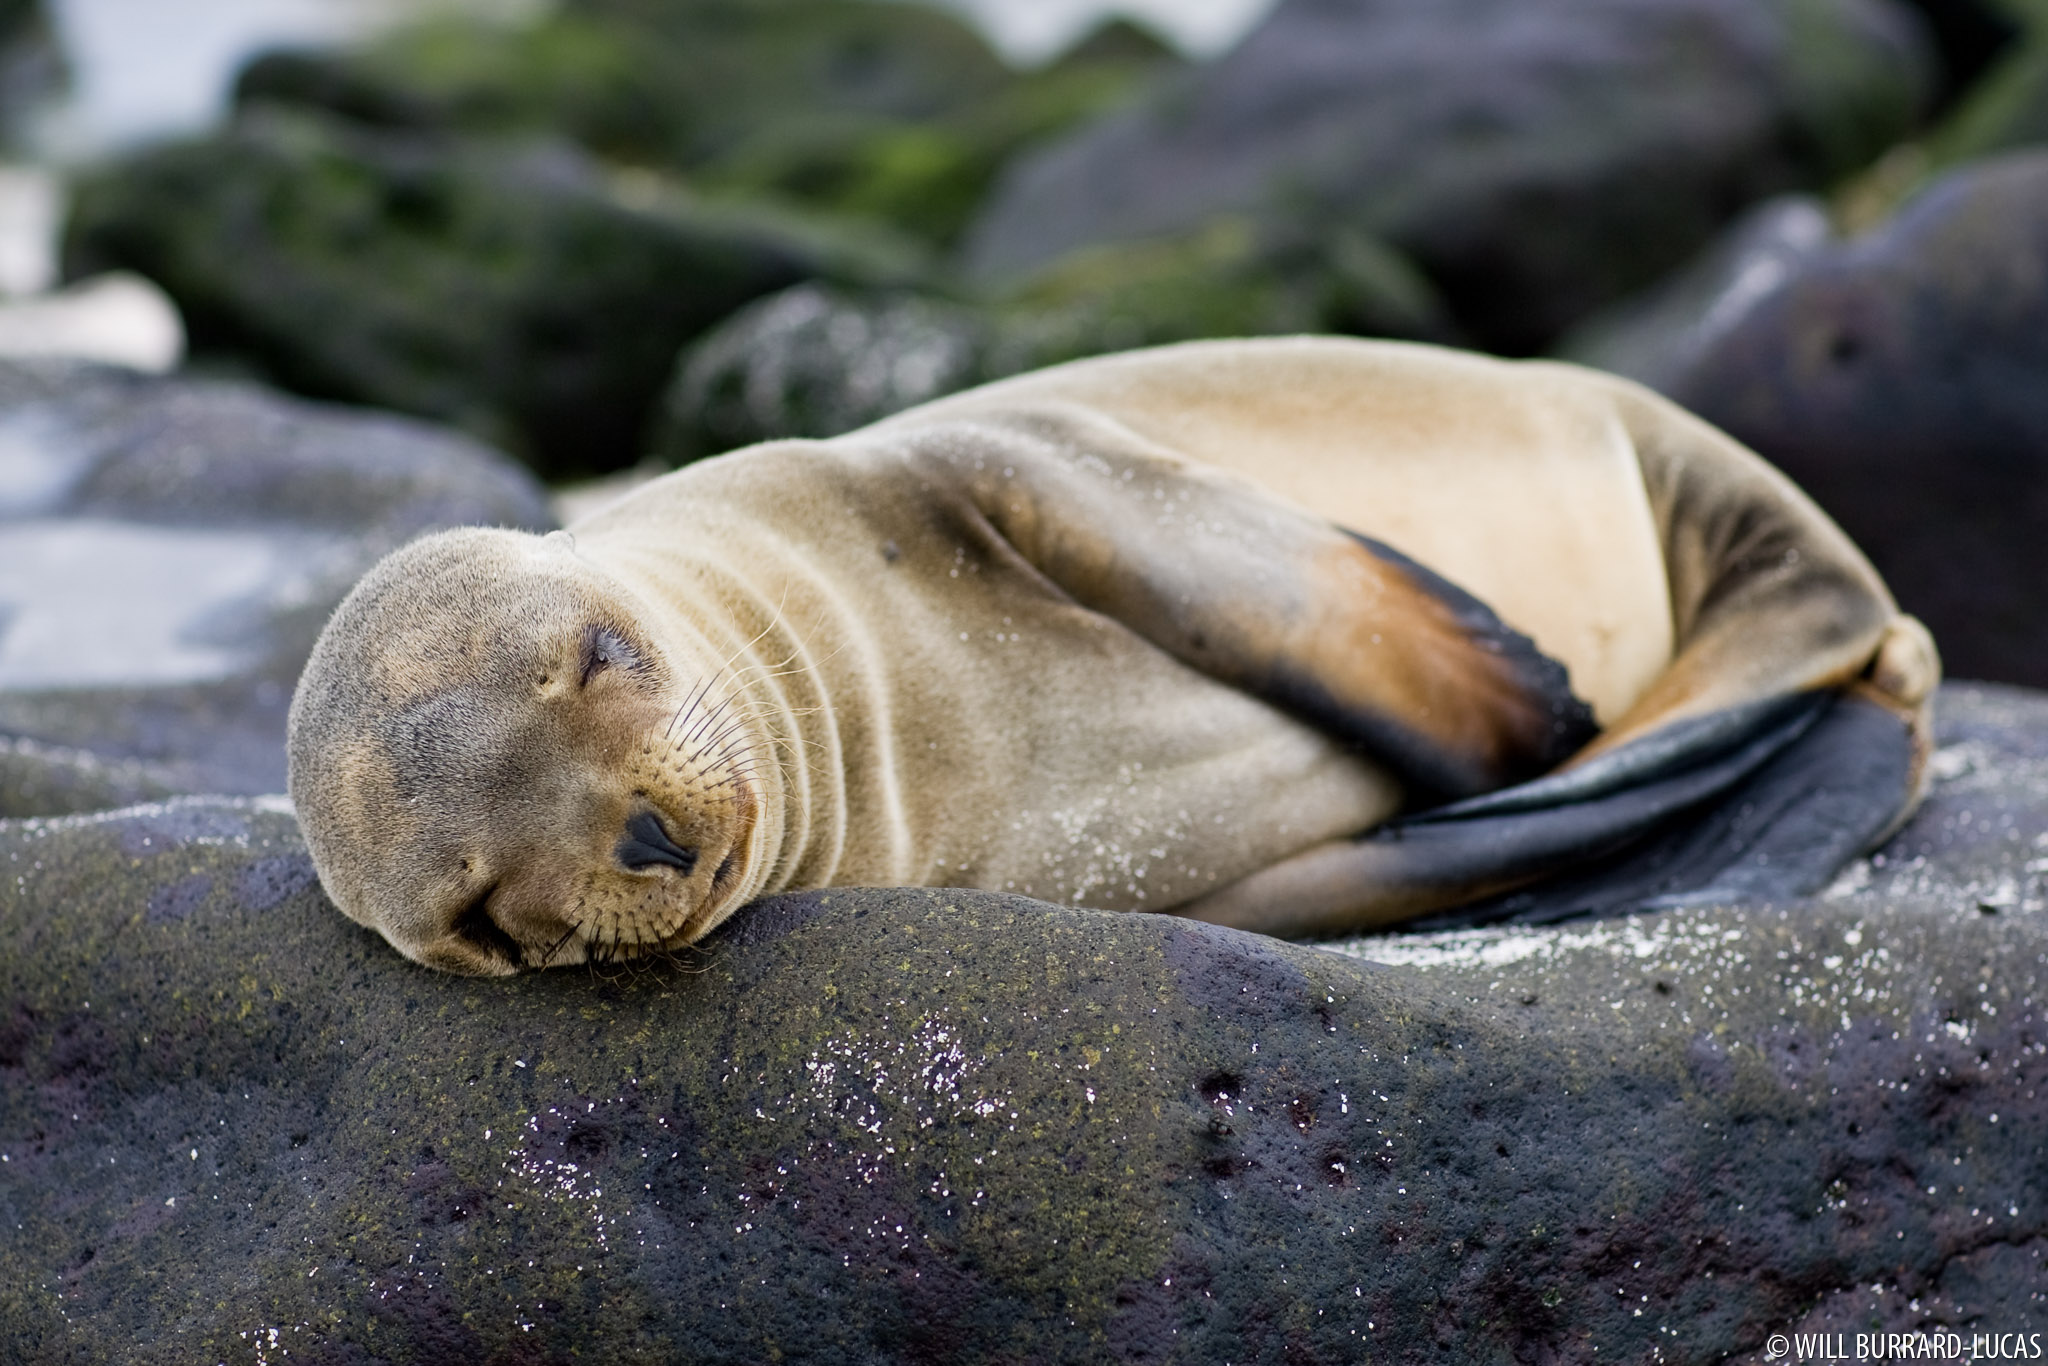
<box><xmin>1176</xmin><ymin>685</ymin><xmax>1919</xmax><ymax>937</ymax></box>
<box><xmin>899</xmin><ymin>413</ymin><xmax>1599</xmax><ymax>802</ymax></box>
<box><xmin>1420</xmin><ymin>688</ymin><xmax>1924</xmax><ymax>927</ymax></box>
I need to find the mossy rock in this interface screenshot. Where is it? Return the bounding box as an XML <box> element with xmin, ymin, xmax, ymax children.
<box><xmin>962</xmin><ymin>0</ymin><xmax>1935</xmax><ymax>352</ymax></box>
<box><xmin>2</xmin><ymin>683</ymin><xmax>2045</xmax><ymax>1361</ymax></box>
<box><xmin>232</xmin><ymin>5</ymin><xmax>1177</xmax><ymax>249</ymax></box>
<box><xmin>235</xmin><ymin>0</ymin><xmax>1010</xmax><ymax>169</ymax></box>
<box><xmin>61</xmin><ymin>109</ymin><xmax>917</xmax><ymax>476</ymax></box>
<box><xmin>660</xmin><ymin>222</ymin><xmax>1453</xmax><ymax>458</ymax></box>
<box><xmin>693</xmin><ymin>18</ymin><xmax>1184</xmax><ymax>247</ymax></box>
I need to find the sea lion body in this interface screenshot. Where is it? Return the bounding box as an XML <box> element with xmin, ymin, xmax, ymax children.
<box><xmin>289</xmin><ymin>338</ymin><xmax>1938</xmax><ymax>975</ymax></box>
<box><xmin>568</xmin><ymin>426</ymin><xmax>1397</xmax><ymax>915</ymax></box>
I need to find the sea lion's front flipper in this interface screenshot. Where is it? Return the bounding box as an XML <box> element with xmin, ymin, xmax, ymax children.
<box><xmin>899</xmin><ymin>412</ymin><xmax>1597</xmax><ymax>801</ymax></box>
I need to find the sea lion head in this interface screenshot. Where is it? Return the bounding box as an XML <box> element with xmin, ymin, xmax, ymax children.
<box><xmin>288</xmin><ymin>527</ymin><xmax>770</xmax><ymax>975</ymax></box>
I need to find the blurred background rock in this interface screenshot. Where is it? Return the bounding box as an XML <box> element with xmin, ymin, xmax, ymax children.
<box><xmin>1</xmin><ymin>0</ymin><xmax>2046</xmax><ymax>718</ymax></box>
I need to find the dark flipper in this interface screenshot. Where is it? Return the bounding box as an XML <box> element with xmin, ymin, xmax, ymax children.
<box><xmin>1405</xmin><ymin>691</ymin><xmax>1919</xmax><ymax>928</ymax></box>
<box><xmin>1180</xmin><ymin>691</ymin><xmax>1919</xmax><ymax>937</ymax></box>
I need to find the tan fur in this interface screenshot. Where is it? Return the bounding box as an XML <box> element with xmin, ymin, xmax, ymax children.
<box><xmin>288</xmin><ymin>338</ymin><xmax>1936</xmax><ymax>974</ymax></box>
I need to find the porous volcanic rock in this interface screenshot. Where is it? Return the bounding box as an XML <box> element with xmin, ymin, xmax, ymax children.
<box><xmin>961</xmin><ymin>0</ymin><xmax>1934</xmax><ymax>352</ymax></box>
<box><xmin>2</xmin><ymin>684</ymin><xmax>2042</xmax><ymax>1363</ymax></box>
<box><xmin>1562</xmin><ymin>150</ymin><xmax>2048</xmax><ymax>688</ymax></box>
<box><xmin>0</xmin><ymin>359</ymin><xmax>552</xmax><ymax>814</ymax></box>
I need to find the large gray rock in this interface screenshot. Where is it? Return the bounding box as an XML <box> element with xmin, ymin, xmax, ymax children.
<box><xmin>0</xmin><ymin>359</ymin><xmax>553</xmax><ymax>814</ymax></box>
<box><xmin>962</xmin><ymin>0</ymin><xmax>1934</xmax><ymax>352</ymax></box>
<box><xmin>2</xmin><ymin>683</ymin><xmax>2043</xmax><ymax>1362</ymax></box>
<box><xmin>1562</xmin><ymin>150</ymin><xmax>2048</xmax><ymax>688</ymax></box>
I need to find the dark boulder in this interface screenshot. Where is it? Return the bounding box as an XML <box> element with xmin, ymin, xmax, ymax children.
<box><xmin>0</xmin><ymin>359</ymin><xmax>552</xmax><ymax>813</ymax></box>
<box><xmin>2</xmin><ymin>684</ymin><xmax>2043</xmax><ymax>1362</ymax></box>
<box><xmin>1562</xmin><ymin>151</ymin><xmax>2048</xmax><ymax>687</ymax></box>
<box><xmin>61</xmin><ymin>109</ymin><xmax>914</xmax><ymax>476</ymax></box>
<box><xmin>962</xmin><ymin>0</ymin><xmax>1936</xmax><ymax>352</ymax></box>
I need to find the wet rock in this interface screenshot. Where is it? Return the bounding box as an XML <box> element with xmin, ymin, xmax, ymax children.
<box><xmin>663</xmin><ymin>223</ymin><xmax>1451</xmax><ymax>456</ymax></box>
<box><xmin>61</xmin><ymin>109</ymin><xmax>913</xmax><ymax>476</ymax></box>
<box><xmin>962</xmin><ymin>0</ymin><xmax>1935</xmax><ymax>352</ymax></box>
<box><xmin>1562</xmin><ymin>151</ymin><xmax>2048</xmax><ymax>687</ymax></box>
<box><xmin>3</xmin><ymin>684</ymin><xmax>2043</xmax><ymax>1362</ymax></box>
<box><xmin>0</xmin><ymin>358</ymin><xmax>552</xmax><ymax>813</ymax></box>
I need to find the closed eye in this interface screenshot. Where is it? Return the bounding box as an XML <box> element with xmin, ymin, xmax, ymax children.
<box><xmin>579</xmin><ymin>623</ymin><xmax>642</xmax><ymax>686</ymax></box>
<box><xmin>449</xmin><ymin>883</ymin><xmax>520</xmax><ymax>967</ymax></box>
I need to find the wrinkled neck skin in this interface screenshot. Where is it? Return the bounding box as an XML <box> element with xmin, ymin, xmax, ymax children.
<box><xmin>586</xmin><ymin>548</ymin><xmax>844</xmax><ymax>943</ymax></box>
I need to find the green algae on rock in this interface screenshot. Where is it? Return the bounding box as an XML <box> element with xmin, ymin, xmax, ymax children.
<box><xmin>60</xmin><ymin>109</ymin><xmax>917</xmax><ymax>477</ymax></box>
<box><xmin>231</xmin><ymin>6</ymin><xmax>1181</xmax><ymax>252</ymax></box>
<box><xmin>2</xmin><ymin>685</ymin><xmax>2044</xmax><ymax>1362</ymax></box>
<box><xmin>961</xmin><ymin>0</ymin><xmax>1935</xmax><ymax>353</ymax></box>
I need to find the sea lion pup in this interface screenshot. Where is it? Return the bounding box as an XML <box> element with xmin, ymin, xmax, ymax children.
<box><xmin>287</xmin><ymin>337</ymin><xmax>1939</xmax><ymax>976</ymax></box>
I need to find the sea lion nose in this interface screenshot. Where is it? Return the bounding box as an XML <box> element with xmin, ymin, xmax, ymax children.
<box><xmin>616</xmin><ymin>810</ymin><xmax>698</xmax><ymax>874</ymax></box>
